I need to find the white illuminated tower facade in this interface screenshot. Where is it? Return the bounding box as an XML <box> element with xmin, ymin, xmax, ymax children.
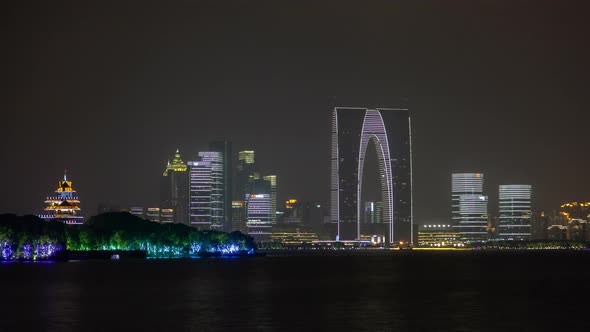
<box><xmin>498</xmin><ymin>185</ymin><xmax>532</xmax><ymax>241</ymax></box>
<box><xmin>331</xmin><ymin>107</ymin><xmax>412</xmax><ymax>244</ymax></box>
<box><xmin>263</xmin><ymin>175</ymin><xmax>277</xmax><ymax>224</ymax></box>
<box><xmin>451</xmin><ymin>173</ymin><xmax>488</xmax><ymax>242</ymax></box>
<box><xmin>187</xmin><ymin>151</ymin><xmax>224</xmax><ymax>230</ymax></box>
<box><xmin>246</xmin><ymin>194</ymin><xmax>272</xmax><ymax>241</ymax></box>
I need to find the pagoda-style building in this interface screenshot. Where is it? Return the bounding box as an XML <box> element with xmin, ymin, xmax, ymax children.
<box><xmin>41</xmin><ymin>171</ymin><xmax>84</xmax><ymax>225</ymax></box>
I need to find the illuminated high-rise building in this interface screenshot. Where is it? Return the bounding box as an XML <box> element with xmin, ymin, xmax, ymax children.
<box><xmin>160</xmin><ymin>208</ymin><xmax>174</xmax><ymax>223</ymax></box>
<box><xmin>130</xmin><ymin>207</ymin><xmax>145</xmax><ymax>218</ymax></box>
<box><xmin>246</xmin><ymin>194</ymin><xmax>272</xmax><ymax>241</ymax></box>
<box><xmin>209</xmin><ymin>141</ymin><xmax>233</xmax><ymax>232</ymax></box>
<box><xmin>331</xmin><ymin>107</ymin><xmax>413</xmax><ymax>244</ymax></box>
<box><xmin>236</xmin><ymin>150</ymin><xmax>256</xmax><ymax>206</ymax></box>
<box><xmin>232</xmin><ymin>201</ymin><xmax>246</xmax><ymax>233</ymax></box>
<box><xmin>146</xmin><ymin>208</ymin><xmax>161</xmax><ymax>223</ymax></box>
<box><xmin>239</xmin><ymin>150</ymin><xmax>255</xmax><ymax>164</ymax></box>
<box><xmin>451</xmin><ymin>173</ymin><xmax>488</xmax><ymax>242</ymax></box>
<box><xmin>188</xmin><ymin>151</ymin><xmax>224</xmax><ymax>230</ymax></box>
<box><xmin>41</xmin><ymin>171</ymin><xmax>84</xmax><ymax>225</ymax></box>
<box><xmin>161</xmin><ymin>149</ymin><xmax>188</xmax><ymax>225</ymax></box>
<box><xmin>263</xmin><ymin>175</ymin><xmax>277</xmax><ymax>224</ymax></box>
<box><xmin>498</xmin><ymin>185</ymin><xmax>532</xmax><ymax>241</ymax></box>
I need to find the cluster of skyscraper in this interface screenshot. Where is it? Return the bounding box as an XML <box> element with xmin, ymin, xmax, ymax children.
<box><xmin>418</xmin><ymin>175</ymin><xmax>533</xmax><ymax>246</ymax></box>
<box><xmin>159</xmin><ymin>143</ymin><xmax>277</xmax><ymax>241</ymax></box>
<box><xmin>533</xmin><ymin>202</ymin><xmax>590</xmax><ymax>241</ymax></box>
<box><xmin>43</xmin><ymin>106</ymin><xmax>588</xmax><ymax>248</ymax></box>
<box><xmin>451</xmin><ymin>173</ymin><xmax>532</xmax><ymax>242</ymax></box>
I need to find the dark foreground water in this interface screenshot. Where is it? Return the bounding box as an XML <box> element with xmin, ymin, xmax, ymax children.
<box><xmin>1</xmin><ymin>251</ymin><xmax>589</xmax><ymax>331</ymax></box>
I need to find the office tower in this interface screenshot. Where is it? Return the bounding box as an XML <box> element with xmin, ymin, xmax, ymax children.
<box><xmin>498</xmin><ymin>185</ymin><xmax>532</xmax><ymax>241</ymax></box>
<box><xmin>41</xmin><ymin>171</ymin><xmax>84</xmax><ymax>225</ymax></box>
<box><xmin>331</xmin><ymin>107</ymin><xmax>412</xmax><ymax>243</ymax></box>
<box><xmin>452</xmin><ymin>173</ymin><xmax>488</xmax><ymax>242</ymax></box>
<box><xmin>199</xmin><ymin>151</ymin><xmax>224</xmax><ymax>230</ymax></box>
<box><xmin>146</xmin><ymin>208</ymin><xmax>161</xmax><ymax>222</ymax></box>
<box><xmin>160</xmin><ymin>208</ymin><xmax>174</xmax><ymax>223</ymax></box>
<box><xmin>239</xmin><ymin>150</ymin><xmax>255</xmax><ymax>164</ymax></box>
<box><xmin>232</xmin><ymin>201</ymin><xmax>246</xmax><ymax>233</ymax></box>
<box><xmin>187</xmin><ymin>151</ymin><xmax>224</xmax><ymax>230</ymax></box>
<box><xmin>130</xmin><ymin>207</ymin><xmax>145</xmax><ymax>219</ymax></box>
<box><xmin>209</xmin><ymin>141</ymin><xmax>233</xmax><ymax>232</ymax></box>
<box><xmin>246</xmin><ymin>194</ymin><xmax>272</xmax><ymax>241</ymax></box>
<box><xmin>263</xmin><ymin>175</ymin><xmax>277</xmax><ymax>224</ymax></box>
<box><xmin>161</xmin><ymin>149</ymin><xmax>188</xmax><ymax>225</ymax></box>
<box><xmin>236</xmin><ymin>150</ymin><xmax>256</xmax><ymax>205</ymax></box>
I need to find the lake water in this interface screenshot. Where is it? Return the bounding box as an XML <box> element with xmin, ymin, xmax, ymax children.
<box><xmin>1</xmin><ymin>250</ymin><xmax>589</xmax><ymax>331</ymax></box>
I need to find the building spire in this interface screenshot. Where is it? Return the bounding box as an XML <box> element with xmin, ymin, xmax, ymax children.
<box><xmin>64</xmin><ymin>169</ymin><xmax>67</xmax><ymax>182</ymax></box>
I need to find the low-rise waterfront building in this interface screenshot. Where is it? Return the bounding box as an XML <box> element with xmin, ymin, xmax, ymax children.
<box><xmin>418</xmin><ymin>224</ymin><xmax>463</xmax><ymax>247</ymax></box>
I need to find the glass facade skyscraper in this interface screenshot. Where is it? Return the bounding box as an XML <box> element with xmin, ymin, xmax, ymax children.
<box><xmin>451</xmin><ymin>173</ymin><xmax>488</xmax><ymax>242</ymax></box>
<box><xmin>263</xmin><ymin>175</ymin><xmax>277</xmax><ymax>224</ymax></box>
<box><xmin>238</xmin><ymin>151</ymin><xmax>255</xmax><ymax>164</ymax></box>
<box><xmin>246</xmin><ymin>194</ymin><xmax>272</xmax><ymax>242</ymax></box>
<box><xmin>188</xmin><ymin>151</ymin><xmax>224</xmax><ymax>230</ymax></box>
<box><xmin>209</xmin><ymin>141</ymin><xmax>233</xmax><ymax>232</ymax></box>
<box><xmin>498</xmin><ymin>184</ymin><xmax>532</xmax><ymax>241</ymax></box>
<box><xmin>331</xmin><ymin>107</ymin><xmax>412</xmax><ymax>244</ymax></box>
<box><xmin>236</xmin><ymin>150</ymin><xmax>256</xmax><ymax>210</ymax></box>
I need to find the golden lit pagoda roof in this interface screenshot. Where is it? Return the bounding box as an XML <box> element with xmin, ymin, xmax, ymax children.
<box><xmin>163</xmin><ymin>149</ymin><xmax>187</xmax><ymax>175</ymax></box>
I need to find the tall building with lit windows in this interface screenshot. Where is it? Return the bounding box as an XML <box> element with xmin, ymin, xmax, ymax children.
<box><xmin>209</xmin><ymin>141</ymin><xmax>233</xmax><ymax>232</ymax></box>
<box><xmin>498</xmin><ymin>185</ymin><xmax>532</xmax><ymax>241</ymax></box>
<box><xmin>246</xmin><ymin>194</ymin><xmax>272</xmax><ymax>242</ymax></box>
<box><xmin>331</xmin><ymin>107</ymin><xmax>413</xmax><ymax>244</ymax></box>
<box><xmin>236</xmin><ymin>150</ymin><xmax>256</xmax><ymax>203</ymax></box>
<box><xmin>263</xmin><ymin>175</ymin><xmax>277</xmax><ymax>224</ymax></box>
<box><xmin>239</xmin><ymin>150</ymin><xmax>255</xmax><ymax>164</ymax></box>
<box><xmin>452</xmin><ymin>173</ymin><xmax>488</xmax><ymax>242</ymax></box>
<box><xmin>188</xmin><ymin>151</ymin><xmax>224</xmax><ymax>230</ymax></box>
<box><xmin>232</xmin><ymin>201</ymin><xmax>246</xmax><ymax>233</ymax></box>
<box><xmin>41</xmin><ymin>171</ymin><xmax>84</xmax><ymax>225</ymax></box>
<box><xmin>161</xmin><ymin>149</ymin><xmax>188</xmax><ymax>225</ymax></box>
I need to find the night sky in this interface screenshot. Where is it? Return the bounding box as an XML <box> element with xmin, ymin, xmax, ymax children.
<box><xmin>3</xmin><ymin>0</ymin><xmax>589</xmax><ymax>224</ymax></box>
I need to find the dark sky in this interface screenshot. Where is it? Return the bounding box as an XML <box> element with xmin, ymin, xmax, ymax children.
<box><xmin>3</xmin><ymin>0</ymin><xmax>589</xmax><ymax>224</ymax></box>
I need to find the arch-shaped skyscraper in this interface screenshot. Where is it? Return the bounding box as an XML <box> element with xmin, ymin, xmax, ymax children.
<box><xmin>331</xmin><ymin>107</ymin><xmax>413</xmax><ymax>243</ymax></box>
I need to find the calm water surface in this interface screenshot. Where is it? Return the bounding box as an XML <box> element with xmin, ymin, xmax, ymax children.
<box><xmin>1</xmin><ymin>251</ymin><xmax>589</xmax><ymax>331</ymax></box>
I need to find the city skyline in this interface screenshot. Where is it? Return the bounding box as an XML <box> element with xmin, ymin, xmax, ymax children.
<box><xmin>3</xmin><ymin>1</ymin><xmax>589</xmax><ymax>225</ymax></box>
<box><xmin>3</xmin><ymin>2</ymin><xmax>590</xmax><ymax>331</ymax></box>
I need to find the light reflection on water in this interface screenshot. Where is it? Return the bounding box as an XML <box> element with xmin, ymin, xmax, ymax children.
<box><xmin>0</xmin><ymin>251</ymin><xmax>589</xmax><ymax>332</ymax></box>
